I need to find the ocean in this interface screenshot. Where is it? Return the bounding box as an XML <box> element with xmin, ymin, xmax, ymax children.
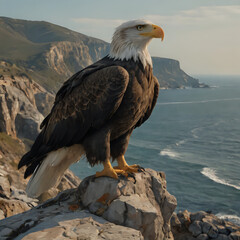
<box><xmin>70</xmin><ymin>75</ymin><xmax>240</xmax><ymax>225</ymax></box>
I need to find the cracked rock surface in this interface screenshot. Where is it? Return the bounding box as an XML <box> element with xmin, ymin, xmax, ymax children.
<box><xmin>0</xmin><ymin>168</ymin><xmax>177</xmax><ymax>240</ymax></box>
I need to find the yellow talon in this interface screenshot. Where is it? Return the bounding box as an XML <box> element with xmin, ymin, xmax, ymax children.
<box><xmin>114</xmin><ymin>155</ymin><xmax>141</xmax><ymax>173</ymax></box>
<box><xmin>95</xmin><ymin>159</ymin><xmax>118</xmax><ymax>179</ymax></box>
<box><xmin>95</xmin><ymin>156</ymin><xmax>142</xmax><ymax>179</ymax></box>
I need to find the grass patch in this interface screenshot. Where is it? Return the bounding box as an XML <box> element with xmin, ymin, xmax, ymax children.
<box><xmin>0</xmin><ymin>132</ymin><xmax>25</xmax><ymax>156</ymax></box>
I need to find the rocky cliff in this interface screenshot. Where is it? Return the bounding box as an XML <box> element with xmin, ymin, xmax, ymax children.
<box><xmin>0</xmin><ymin>168</ymin><xmax>239</xmax><ymax>240</ymax></box>
<box><xmin>0</xmin><ymin>16</ymin><xmax>207</xmax><ymax>92</ymax></box>
<box><xmin>0</xmin><ymin>61</ymin><xmax>54</xmax><ymax>141</ymax></box>
<box><xmin>152</xmin><ymin>57</ymin><xmax>206</xmax><ymax>89</ymax></box>
<box><xmin>0</xmin><ymin>132</ymin><xmax>81</xmax><ymax>219</ymax></box>
<box><xmin>0</xmin><ymin>16</ymin><xmax>110</xmax><ymax>92</ymax></box>
<box><xmin>0</xmin><ymin>169</ymin><xmax>177</xmax><ymax>240</ymax></box>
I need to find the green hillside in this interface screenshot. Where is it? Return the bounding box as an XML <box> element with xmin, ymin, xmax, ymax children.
<box><xmin>0</xmin><ymin>17</ymin><xmax>110</xmax><ymax>91</ymax></box>
<box><xmin>0</xmin><ymin>16</ymin><xmax>203</xmax><ymax>91</ymax></box>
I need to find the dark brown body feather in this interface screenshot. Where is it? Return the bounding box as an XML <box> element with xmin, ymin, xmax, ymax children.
<box><xmin>18</xmin><ymin>56</ymin><xmax>159</xmax><ymax>178</ymax></box>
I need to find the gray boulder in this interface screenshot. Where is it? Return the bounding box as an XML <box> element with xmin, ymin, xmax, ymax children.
<box><xmin>171</xmin><ymin>210</ymin><xmax>240</xmax><ymax>240</ymax></box>
<box><xmin>0</xmin><ymin>169</ymin><xmax>177</xmax><ymax>240</ymax></box>
<box><xmin>79</xmin><ymin>168</ymin><xmax>177</xmax><ymax>240</ymax></box>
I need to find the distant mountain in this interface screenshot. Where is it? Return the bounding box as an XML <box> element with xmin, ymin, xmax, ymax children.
<box><xmin>0</xmin><ymin>17</ymin><xmax>110</xmax><ymax>92</ymax></box>
<box><xmin>0</xmin><ymin>16</ymin><xmax>206</xmax><ymax>92</ymax></box>
<box><xmin>152</xmin><ymin>57</ymin><xmax>205</xmax><ymax>89</ymax></box>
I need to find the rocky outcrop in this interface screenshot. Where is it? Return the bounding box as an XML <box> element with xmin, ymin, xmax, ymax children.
<box><xmin>45</xmin><ymin>40</ymin><xmax>108</xmax><ymax>78</ymax></box>
<box><xmin>0</xmin><ymin>67</ymin><xmax>54</xmax><ymax>140</ymax></box>
<box><xmin>0</xmin><ymin>17</ymin><xmax>110</xmax><ymax>92</ymax></box>
<box><xmin>152</xmin><ymin>57</ymin><xmax>208</xmax><ymax>89</ymax></box>
<box><xmin>171</xmin><ymin>210</ymin><xmax>240</xmax><ymax>240</ymax></box>
<box><xmin>0</xmin><ymin>164</ymin><xmax>80</xmax><ymax>220</ymax></box>
<box><xmin>0</xmin><ymin>169</ymin><xmax>177</xmax><ymax>240</ymax></box>
<box><xmin>0</xmin><ymin>133</ymin><xmax>81</xmax><ymax>219</ymax></box>
<box><xmin>0</xmin><ymin>163</ymin><xmax>239</xmax><ymax>240</ymax></box>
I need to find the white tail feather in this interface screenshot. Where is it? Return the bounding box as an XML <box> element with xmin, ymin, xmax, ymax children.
<box><xmin>26</xmin><ymin>144</ymin><xmax>84</xmax><ymax>198</ymax></box>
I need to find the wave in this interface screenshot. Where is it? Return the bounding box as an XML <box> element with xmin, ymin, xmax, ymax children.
<box><xmin>201</xmin><ymin>167</ymin><xmax>240</xmax><ymax>190</ymax></box>
<box><xmin>159</xmin><ymin>149</ymin><xmax>180</xmax><ymax>159</ymax></box>
<box><xmin>175</xmin><ymin>139</ymin><xmax>186</xmax><ymax>146</ymax></box>
<box><xmin>191</xmin><ymin>128</ymin><xmax>200</xmax><ymax>139</ymax></box>
<box><xmin>129</xmin><ymin>139</ymin><xmax>160</xmax><ymax>151</ymax></box>
<box><xmin>157</xmin><ymin>98</ymin><xmax>240</xmax><ymax>106</ymax></box>
<box><xmin>216</xmin><ymin>213</ymin><xmax>240</xmax><ymax>225</ymax></box>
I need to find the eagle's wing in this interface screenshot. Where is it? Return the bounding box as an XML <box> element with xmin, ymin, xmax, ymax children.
<box><xmin>43</xmin><ymin>66</ymin><xmax>129</xmax><ymax>146</ymax></box>
<box><xmin>135</xmin><ymin>76</ymin><xmax>159</xmax><ymax>127</ymax></box>
<box><xmin>19</xmin><ymin>66</ymin><xmax>129</xmax><ymax>177</ymax></box>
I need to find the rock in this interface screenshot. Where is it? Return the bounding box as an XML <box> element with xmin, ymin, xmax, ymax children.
<box><xmin>0</xmin><ymin>209</ymin><xmax>5</xmax><ymax>220</ymax></box>
<box><xmin>189</xmin><ymin>220</ymin><xmax>202</xmax><ymax>237</ymax></box>
<box><xmin>34</xmin><ymin>92</ymin><xmax>54</xmax><ymax>116</ymax></box>
<box><xmin>79</xmin><ymin>168</ymin><xmax>177</xmax><ymax>240</ymax></box>
<box><xmin>225</xmin><ymin>221</ymin><xmax>240</xmax><ymax>233</ymax></box>
<box><xmin>191</xmin><ymin>211</ymin><xmax>208</xmax><ymax>222</ymax></box>
<box><xmin>230</xmin><ymin>231</ymin><xmax>240</xmax><ymax>240</ymax></box>
<box><xmin>172</xmin><ymin>211</ymin><xmax>240</xmax><ymax>240</ymax></box>
<box><xmin>216</xmin><ymin>234</ymin><xmax>230</xmax><ymax>240</ymax></box>
<box><xmin>0</xmin><ymin>135</ymin><xmax>81</xmax><ymax>218</ymax></box>
<box><xmin>217</xmin><ymin>225</ymin><xmax>229</xmax><ymax>235</ymax></box>
<box><xmin>18</xmin><ymin>212</ymin><xmax>143</xmax><ymax>240</ymax></box>
<box><xmin>0</xmin><ymin>198</ymin><xmax>35</xmax><ymax>218</ymax></box>
<box><xmin>0</xmin><ymin>175</ymin><xmax>11</xmax><ymax>198</ymax></box>
<box><xmin>0</xmin><ymin>169</ymin><xmax>176</xmax><ymax>240</ymax></box>
<box><xmin>197</xmin><ymin>233</ymin><xmax>209</xmax><ymax>240</ymax></box>
<box><xmin>0</xmin><ymin>74</ymin><xmax>46</xmax><ymax>140</ymax></box>
<box><xmin>202</xmin><ymin>220</ymin><xmax>219</xmax><ymax>238</ymax></box>
<box><xmin>202</xmin><ymin>221</ymin><xmax>212</xmax><ymax>234</ymax></box>
<box><xmin>202</xmin><ymin>214</ymin><xmax>224</xmax><ymax>226</ymax></box>
<box><xmin>0</xmin><ymin>168</ymin><xmax>80</xmax><ymax>219</ymax></box>
<box><xmin>178</xmin><ymin>210</ymin><xmax>191</xmax><ymax>228</ymax></box>
<box><xmin>207</xmin><ymin>224</ymin><xmax>218</xmax><ymax>239</ymax></box>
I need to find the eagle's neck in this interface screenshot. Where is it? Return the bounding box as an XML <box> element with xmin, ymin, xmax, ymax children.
<box><xmin>109</xmin><ymin>35</ymin><xmax>152</xmax><ymax>68</ymax></box>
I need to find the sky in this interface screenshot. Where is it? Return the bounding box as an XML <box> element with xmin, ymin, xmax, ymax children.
<box><xmin>0</xmin><ymin>0</ymin><xmax>240</xmax><ymax>76</ymax></box>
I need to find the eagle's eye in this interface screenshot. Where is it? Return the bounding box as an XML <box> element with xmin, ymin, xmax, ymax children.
<box><xmin>136</xmin><ymin>25</ymin><xmax>144</xmax><ymax>31</ymax></box>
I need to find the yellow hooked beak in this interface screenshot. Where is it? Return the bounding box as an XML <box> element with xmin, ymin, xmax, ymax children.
<box><xmin>140</xmin><ymin>24</ymin><xmax>164</xmax><ymax>41</ymax></box>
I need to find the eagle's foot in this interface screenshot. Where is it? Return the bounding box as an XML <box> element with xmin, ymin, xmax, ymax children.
<box><xmin>95</xmin><ymin>159</ymin><xmax>119</xmax><ymax>179</ymax></box>
<box><xmin>95</xmin><ymin>168</ymin><xmax>118</xmax><ymax>179</ymax></box>
<box><xmin>114</xmin><ymin>164</ymin><xmax>141</xmax><ymax>173</ymax></box>
<box><xmin>114</xmin><ymin>155</ymin><xmax>144</xmax><ymax>174</ymax></box>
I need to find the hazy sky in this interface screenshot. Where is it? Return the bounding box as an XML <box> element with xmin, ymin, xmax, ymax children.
<box><xmin>1</xmin><ymin>0</ymin><xmax>240</xmax><ymax>75</ymax></box>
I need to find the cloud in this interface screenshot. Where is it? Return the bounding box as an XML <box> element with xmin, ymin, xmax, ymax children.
<box><xmin>145</xmin><ymin>5</ymin><xmax>240</xmax><ymax>26</ymax></box>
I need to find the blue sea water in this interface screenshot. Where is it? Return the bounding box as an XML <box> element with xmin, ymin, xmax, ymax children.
<box><xmin>70</xmin><ymin>75</ymin><xmax>240</xmax><ymax>225</ymax></box>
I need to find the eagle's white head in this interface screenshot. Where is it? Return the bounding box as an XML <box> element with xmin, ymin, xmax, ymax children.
<box><xmin>109</xmin><ymin>19</ymin><xmax>164</xmax><ymax>68</ymax></box>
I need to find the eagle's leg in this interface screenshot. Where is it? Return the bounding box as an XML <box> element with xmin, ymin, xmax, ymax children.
<box><xmin>114</xmin><ymin>155</ymin><xmax>142</xmax><ymax>173</ymax></box>
<box><xmin>95</xmin><ymin>158</ymin><xmax>127</xmax><ymax>179</ymax></box>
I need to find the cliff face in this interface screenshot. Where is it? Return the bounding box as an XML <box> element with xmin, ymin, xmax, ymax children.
<box><xmin>0</xmin><ymin>61</ymin><xmax>54</xmax><ymax>141</ymax></box>
<box><xmin>0</xmin><ymin>16</ymin><xmax>206</xmax><ymax>92</ymax></box>
<box><xmin>45</xmin><ymin>40</ymin><xmax>108</xmax><ymax>77</ymax></box>
<box><xmin>152</xmin><ymin>57</ymin><xmax>202</xmax><ymax>89</ymax></box>
<box><xmin>0</xmin><ymin>17</ymin><xmax>110</xmax><ymax>92</ymax></box>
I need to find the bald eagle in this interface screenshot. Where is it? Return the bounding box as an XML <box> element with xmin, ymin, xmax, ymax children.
<box><xmin>18</xmin><ymin>19</ymin><xmax>164</xmax><ymax>198</ymax></box>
